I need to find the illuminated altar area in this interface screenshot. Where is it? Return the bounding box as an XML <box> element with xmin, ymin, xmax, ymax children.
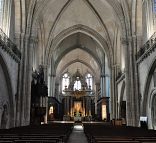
<box><xmin>62</xmin><ymin>69</ymin><xmax>95</xmax><ymax>121</ymax></box>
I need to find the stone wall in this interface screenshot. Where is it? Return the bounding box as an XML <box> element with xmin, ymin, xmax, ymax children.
<box><xmin>138</xmin><ymin>50</ymin><xmax>156</xmax><ymax>103</ymax></box>
<box><xmin>0</xmin><ymin>47</ymin><xmax>19</xmax><ymax>128</ymax></box>
<box><xmin>117</xmin><ymin>76</ymin><xmax>126</xmax><ymax>118</ymax></box>
<box><xmin>138</xmin><ymin>49</ymin><xmax>156</xmax><ymax>129</ymax></box>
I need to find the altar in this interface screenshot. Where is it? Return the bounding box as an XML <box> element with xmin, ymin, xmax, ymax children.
<box><xmin>62</xmin><ymin>69</ymin><xmax>95</xmax><ymax>121</ymax></box>
<box><xmin>62</xmin><ymin>95</ymin><xmax>93</xmax><ymax>121</ymax></box>
<box><xmin>74</xmin><ymin>116</ymin><xmax>82</xmax><ymax>121</ymax></box>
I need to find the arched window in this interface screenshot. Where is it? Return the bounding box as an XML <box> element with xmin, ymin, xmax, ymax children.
<box><xmin>153</xmin><ymin>0</ymin><xmax>156</xmax><ymax>13</ymax></box>
<box><xmin>74</xmin><ymin>80</ymin><xmax>81</xmax><ymax>90</ymax></box>
<box><xmin>85</xmin><ymin>73</ymin><xmax>93</xmax><ymax>90</ymax></box>
<box><xmin>62</xmin><ymin>73</ymin><xmax>70</xmax><ymax>94</ymax></box>
<box><xmin>0</xmin><ymin>0</ymin><xmax>12</xmax><ymax>36</ymax></box>
<box><xmin>0</xmin><ymin>0</ymin><xmax>4</xmax><ymax>27</ymax></box>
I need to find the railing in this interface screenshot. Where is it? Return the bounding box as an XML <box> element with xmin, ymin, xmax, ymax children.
<box><xmin>136</xmin><ymin>32</ymin><xmax>156</xmax><ymax>62</ymax></box>
<box><xmin>0</xmin><ymin>28</ymin><xmax>21</xmax><ymax>63</ymax></box>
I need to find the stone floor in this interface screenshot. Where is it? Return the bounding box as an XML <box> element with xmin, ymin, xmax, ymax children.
<box><xmin>67</xmin><ymin>124</ymin><xmax>88</xmax><ymax>143</ymax></box>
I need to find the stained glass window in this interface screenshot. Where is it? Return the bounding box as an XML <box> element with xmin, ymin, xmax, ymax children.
<box><xmin>62</xmin><ymin>73</ymin><xmax>70</xmax><ymax>94</ymax></box>
<box><xmin>153</xmin><ymin>0</ymin><xmax>156</xmax><ymax>13</ymax></box>
<box><xmin>85</xmin><ymin>73</ymin><xmax>93</xmax><ymax>90</ymax></box>
<box><xmin>0</xmin><ymin>0</ymin><xmax>3</xmax><ymax>27</ymax></box>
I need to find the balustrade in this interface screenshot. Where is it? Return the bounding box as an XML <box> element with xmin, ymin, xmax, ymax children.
<box><xmin>0</xmin><ymin>28</ymin><xmax>21</xmax><ymax>63</ymax></box>
<box><xmin>136</xmin><ymin>32</ymin><xmax>156</xmax><ymax>63</ymax></box>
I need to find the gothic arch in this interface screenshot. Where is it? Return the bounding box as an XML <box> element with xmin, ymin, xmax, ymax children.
<box><xmin>45</xmin><ymin>24</ymin><xmax>113</xmax><ymax>69</ymax></box>
<box><xmin>55</xmin><ymin>46</ymin><xmax>101</xmax><ymax>72</ymax></box>
<box><xmin>142</xmin><ymin>58</ymin><xmax>156</xmax><ymax>115</ymax></box>
<box><xmin>151</xmin><ymin>93</ymin><xmax>156</xmax><ymax>129</ymax></box>
<box><xmin>58</xmin><ymin>59</ymin><xmax>96</xmax><ymax>77</ymax></box>
<box><xmin>147</xmin><ymin>88</ymin><xmax>156</xmax><ymax>129</ymax></box>
<box><xmin>0</xmin><ymin>54</ymin><xmax>14</xmax><ymax>128</ymax></box>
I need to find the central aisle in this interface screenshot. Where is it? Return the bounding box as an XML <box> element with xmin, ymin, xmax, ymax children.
<box><xmin>67</xmin><ymin>124</ymin><xmax>88</xmax><ymax>143</ymax></box>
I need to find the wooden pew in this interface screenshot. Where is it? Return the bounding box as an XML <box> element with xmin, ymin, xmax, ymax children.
<box><xmin>0</xmin><ymin>123</ymin><xmax>73</xmax><ymax>143</ymax></box>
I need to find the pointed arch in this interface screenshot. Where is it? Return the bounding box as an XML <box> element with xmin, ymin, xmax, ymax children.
<box><xmin>142</xmin><ymin>58</ymin><xmax>156</xmax><ymax>115</ymax></box>
<box><xmin>45</xmin><ymin>24</ymin><xmax>113</xmax><ymax>69</ymax></box>
<box><xmin>0</xmin><ymin>53</ymin><xmax>14</xmax><ymax>128</ymax></box>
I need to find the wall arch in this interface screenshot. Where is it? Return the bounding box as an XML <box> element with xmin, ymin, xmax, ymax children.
<box><xmin>142</xmin><ymin>58</ymin><xmax>156</xmax><ymax>115</ymax></box>
<box><xmin>45</xmin><ymin>24</ymin><xmax>113</xmax><ymax>69</ymax></box>
<box><xmin>147</xmin><ymin>89</ymin><xmax>156</xmax><ymax>129</ymax></box>
<box><xmin>0</xmin><ymin>54</ymin><xmax>14</xmax><ymax>128</ymax></box>
<box><xmin>118</xmin><ymin>81</ymin><xmax>126</xmax><ymax>118</ymax></box>
<box><xmin>58</xmin><ymin>59</ymin><xmax>96</xmax><ymax>77</ymax></box>
<box><xmin>55</xmin><ymin>46</ymin><xmax>102</xmax><ymax>72</ymax></box>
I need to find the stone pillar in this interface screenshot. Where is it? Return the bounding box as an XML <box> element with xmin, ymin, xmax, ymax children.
<box><xmin>0</xmin><ymin>107</ymin><xmax>3</xmax><ymax>128</ymax></box>
<box><xmin>111</xmin><ymin>65</ymin><xmax>118</xmax><ymax>119</ymax></box>
<box><xmin>132</xmin><ymin>35</ymin><xmax>140</xmax><ymax>126</ymax></box>
<box><xmin>122</xmin><ymin>37</ymin><xmax>135</xmax><ymax>126</ymax></box>
<box><xmin>70</xmin><ymin>97</ymin><xmax>73</xmax><ymax>116</ymax></box>
<box><xmin>83</xmin><ymin>96</ymin><xmax>85</xmax><ymax>116</ymax></box>
<box><xmin>48</xmin><ymin>75</ymin><xmax>52</xmax><ymax>96</ymax></box>
<box><xmin>32</xmin><ymin>38</ymin><xmax>38</xmax><ymax>70</ymax></box>
<box><xmin>24</xmin><ymin>36</ymin><xmax>34</xmax><ymax>126</ymax></box>
<box><xmin>16</xmin><ymin>33</ymin><xmax>37</xmax><ymax>126</ymax></box>
<box><xmin>66</xmin><ymin>96</ymin><xmax>69</xmax><ymax>115</ymax></box>
<box><xmin>89</xmin><ymin>97</ymin><xmax>91</xmax><ymax>116</ymax></box>
<box><xmin>55</xmin><ymin>83</ymin><xmax>59</xmax><ymax>100</ymax></box>
<box><xmin>15</xmin><ymin>33</ymin><xmax>23</xmax><ymax>126</ymax></box>
<box><xmin>86</xmin><ymin>96</ymin><xmax>91</xmax><ymax>116</ymax></box>
<box><xmin>64</xmin><ymin>97</ymin><xmax>67</xmax><ymax>115</ymax></box>
<box><xmin>100</xmin><ymin>74</ymin><xmax>106</xmax><ymax>97</ymax></box>
<box><xmin>95</xmin><ymin>83</ymin><xmax>100</xmax><ymax>115</ymax></box>
<box><xmin>16</xmin><ymin>33</ymin><xmax>30</xmax><ymax>126</ymax></box>
<box><xmin>50</xmin><ymin>75</ymin><xmax>56</xmax><ymax>97</ymax></box>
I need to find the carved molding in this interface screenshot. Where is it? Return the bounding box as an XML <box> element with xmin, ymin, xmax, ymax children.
<box><xmin>0</xmin><ymin>29</ymin><xmax>21</xmax><ymax>63</ymax></box>
<box><xmin>136</xmin><ymin>33</ymin><xmax>156</xmax><ymax>64</ymax></box>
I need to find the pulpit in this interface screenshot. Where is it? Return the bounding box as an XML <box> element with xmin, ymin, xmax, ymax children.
<box><xmin>31</xmin><ymin>65</ymin><xmax>48</xmax><ymax>125</ymax></box>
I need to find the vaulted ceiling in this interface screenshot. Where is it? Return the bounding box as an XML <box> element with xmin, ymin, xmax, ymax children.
<box><xmin>29</xmin><ymin>0</ymin><xmax>130</xmax><ymax>82</ymax></box>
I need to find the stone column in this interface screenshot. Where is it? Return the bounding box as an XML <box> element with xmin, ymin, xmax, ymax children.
<box><xmin>100</xmin><ymin>74</ymin><xmax>106</xmax><ymax>97</ymax></box>
<box><xmin>66</xmin><ymin>96</ymin><xmax>69</xmax><ymax>115</ymax></box>
<box><xmin>122</xmin><ymin>37</ymin><xmax>134</xmax><ymax>126</ymax></box>
<box><xmin>83</xmin><ymin>96</ymin><xmax>85</xmax><ymax>116</ymax></box>
<box><xmin>64</xmin><ymin>97</ymin><xmax>67</xmax><ymax>115</ymax></box>
<box><xmin>111</xmin><ymin>65</ymin><xmax>118</xmax><ymax>119</ymax></box>
<box><xmin>0</xmin><ymin>107</ymin><xmax>3</xmax><ymax>128</ymax></box>
<box><xmin>15</xmin><ymin>30</ymin><xmax>38</xmax><ymax>127</ymax></box>
<box><xmin>55</xmin><ymin>83</ymin><xmax>59</xmax><ymax>100</ymax></box>
<box><xmin>95</xmin><ymin>83</ymin><xmax>100</xmax><ymax>115</ymax></box>
<box><xmin>70</xmin><ymin>97</ymin><xmax>73</xmax><ymax>116</ymax></box>
<box><xmin>86</xmin><ymin>97</ymin><xmax>89</xmax><ymax>116</ymax></box>
<box><xmin>49</xmin><ymin>74</ymin><xmax>56</xmax><ymax>97</ymax></box>
<box><xmin>89</xmin><ymin>97</ymin><xmax>91</xmax><ymax>116</ymax></box>
<box><xmin>17</xmin><ymin>34</ymin><xmax>37</xmax><ymax>126</ymax></box>
<box><xmin>15</xmin><ymin>33</ymin><xmax>24</xmax><ymax>127</ymax></box>
<box><xmin>24</xmin><ymin>36</ymin><xmax>34</xmax><ymax>126</ymax></box>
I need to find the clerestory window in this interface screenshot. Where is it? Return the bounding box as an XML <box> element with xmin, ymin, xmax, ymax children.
<box><xmin>85</xmin><ymin>73</ymin><xmax>93</xmax><ymax>90</ymax></box>
<box><xmin>62</xmin><ymin>73</ymin><xmax>70</xmax><ymax>94</ymax></box>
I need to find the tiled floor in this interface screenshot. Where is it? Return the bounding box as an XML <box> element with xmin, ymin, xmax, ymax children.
<box><xmin>67</xmin><ymin>124</ymin><xmax>88</xmax><ymax>143</ymax></box>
